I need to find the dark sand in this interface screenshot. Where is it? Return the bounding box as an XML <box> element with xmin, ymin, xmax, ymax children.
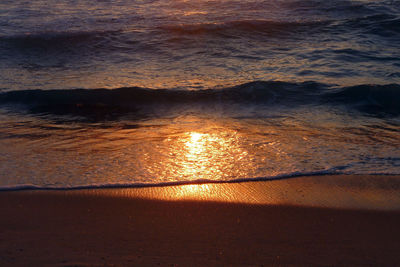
<box><xmin>1</xmin><ymin>175</ymin><xmax>400</xmax><ymax>266</ymax></box>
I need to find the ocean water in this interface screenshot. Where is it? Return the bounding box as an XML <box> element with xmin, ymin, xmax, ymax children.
<box><xmin>0</xmin><ymin>0</ymin><xmax>399</xmax><ymax>189</ymax></box>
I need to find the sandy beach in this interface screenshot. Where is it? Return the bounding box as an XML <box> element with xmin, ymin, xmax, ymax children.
<box><xmin>1</xmin><ymin>175</ymin><xmax>400</xmax><ymax>266</ymax></box>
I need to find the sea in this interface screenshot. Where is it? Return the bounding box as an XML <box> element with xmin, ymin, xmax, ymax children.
<box><xmin>0</xmin><ymin>0</ymin><xmax>399</xmax><ymax>190</ymax></box>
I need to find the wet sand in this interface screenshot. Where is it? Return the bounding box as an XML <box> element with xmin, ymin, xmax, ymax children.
<box><xmin>1</xmin><ymin>175</ymin><xmax>400</xmax><ymax>266</ymax></box>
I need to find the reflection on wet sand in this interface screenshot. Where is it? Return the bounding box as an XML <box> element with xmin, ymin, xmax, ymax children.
<box><xmin>86</xmin><ymin>175</ymin><xmax>400</xmax><ymax>210</ymax></box>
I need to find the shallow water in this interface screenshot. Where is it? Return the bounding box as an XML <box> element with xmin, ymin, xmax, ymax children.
<box><xmin>0</xmin><ymin>0</ymin><xmax>399</xmax><ymax>189</ymax></box>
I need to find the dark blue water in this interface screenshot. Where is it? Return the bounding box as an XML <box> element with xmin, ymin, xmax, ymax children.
<box><xmin>0</xmin><ymin>0</ymin><xmax>399</xmax><ymax>189</ymax></box>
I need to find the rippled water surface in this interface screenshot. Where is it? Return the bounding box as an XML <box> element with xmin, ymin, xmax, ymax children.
<box><xmin>1</xmin><ymin>0</ymin><xmax>400</xmax><ymax>90</ymax></box>
<box><xmin>0</xmin><ymin>0</ymin><xmax>399</xmax><ymax>188</ymax></box>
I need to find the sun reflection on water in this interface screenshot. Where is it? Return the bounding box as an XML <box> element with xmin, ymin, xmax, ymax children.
<box><xmin>175</xmin><ymin>130</ymin><xmax>248</xmax><ymax>180</ymax></box>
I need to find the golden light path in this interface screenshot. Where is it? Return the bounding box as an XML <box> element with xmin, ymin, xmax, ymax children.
<box><xmin>178</xmin><ymin>131</ymin><xmax>248</xmax><ymax>180</ymax></box>
<box><xmin>8</xmin><ymin>114</ymin><xmax>400</xmax><ymax>209</ymax></box>
<box><xmin>137</xmin><ymin>116</ymin><xmax>259</xmax><ymax>183</ymax></box>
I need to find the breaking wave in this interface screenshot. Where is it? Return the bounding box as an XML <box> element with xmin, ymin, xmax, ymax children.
<box><xmin>1</xmin><ymin>81</ymin><xmax>399</xmax><ymax>116</ymax></box>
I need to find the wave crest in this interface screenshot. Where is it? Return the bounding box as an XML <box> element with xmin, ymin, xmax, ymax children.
<box><xmin>1</xmin><ymin>81</ymin><xmax>399</xmax><ymax>117</ymax></box>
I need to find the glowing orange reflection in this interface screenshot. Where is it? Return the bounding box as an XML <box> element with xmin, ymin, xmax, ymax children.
<box><xmin>170</xmin><ymin>130</ymin><xmax>248</xmax><ymax>181</ymax></box>
<box><xmin>101</xmin><ymin>175</ymin><xmax>400</xmax><ymax>210</ymax></box>
<box><xmin>172</xmin><ymin>184</ymin><xmax>214</xmax><ymax>200</ymax></box>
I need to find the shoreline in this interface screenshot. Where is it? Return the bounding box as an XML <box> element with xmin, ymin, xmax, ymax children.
<box><xmin>4</xmin><ymin>174</ymin><xmax>400</xmax><ymax>210</ymax></box>
<box><xmin>0</xmin><ymin>172</ymin><xmax>357</xmax><ymax>192</ymax></box>
<box><xmin>1</xmin><ymin>175</ymin><xmax>400</xmax><ymax>265</ymax></box>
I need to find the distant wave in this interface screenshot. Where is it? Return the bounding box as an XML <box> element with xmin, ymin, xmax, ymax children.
<box><xmin>342</xmin><ymin>14</ymin><xmax>400</xmax><ymax>37</ymax></box>
<box><xmin>1</xmin><ymin>81</ymin><xmax>399</xmax><ymax>117</ymax></box>
<box><xmin>0</xmin><ymin>30</ymin><xmax>123</xmax><ymax>54</ymax></box>
<box><xmin>159</xmin><ymin>13</ymin><xmax>400</xmax><ymax>39</ymax></box>
<box><xmin>159</xmin><ymin>19</ymin><xmax>330</xmax><ymax>36</ymax></box>
<box><xmin>1</xmin><ymin>12</ymin><xmax>398</xmax><ymax>64</ymax></box>
<box><xmin>0</xmin><ymin>30</ymin><xmax>121</xmax><ymax>43</ymax></box>
<box><xmin>1</xmin><ymin>14</ymin><xmax>397</xmax><ymax>52</ymax></box>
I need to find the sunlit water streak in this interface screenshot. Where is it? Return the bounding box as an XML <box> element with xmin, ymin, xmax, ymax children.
<box><xmin>0</xmin><ymin>108</ymin><xmax>398</xmax><ymax>188</ymax></box>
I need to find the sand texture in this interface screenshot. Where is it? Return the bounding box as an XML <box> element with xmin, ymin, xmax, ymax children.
<box><xmin>1</xmin><ymin>176</ymin><xmax>400</xmax><ymax>266</ymax></box>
